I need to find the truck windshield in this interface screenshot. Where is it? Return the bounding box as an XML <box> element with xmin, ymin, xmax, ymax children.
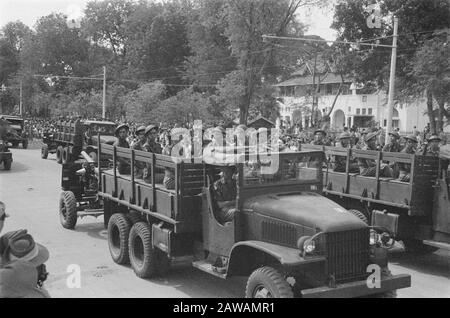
<box><xmin>243</xmin><ymin>153</ymin><xmax>321</xmax><ymax>186</ymax></box>
<box><xmin>5</xmin><ymin>119</ymin><xmax>23</xmax><ymax>129</ymax></box>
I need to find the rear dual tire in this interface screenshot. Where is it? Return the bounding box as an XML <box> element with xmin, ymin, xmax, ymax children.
<box><xmin>56</xmin><ymin>146</ymin><xmax>63</xmax><ymax>164</ymax></box>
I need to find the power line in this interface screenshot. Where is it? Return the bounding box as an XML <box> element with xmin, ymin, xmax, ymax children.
<box><xmin>33</xmin><ymin>74</ymin><xmax>103</xmax><ymax>81</ymax></box>
<box><xmin>262</xmin><ymin>34</ymin><xmax>395</xmax><ymax>48</ymax></box>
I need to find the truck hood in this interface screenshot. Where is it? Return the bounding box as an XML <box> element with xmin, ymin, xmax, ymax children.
<box><xmin>242</xmin><ymin>192</ymin><xmax>367</xmax><ymax>232</ymax></box>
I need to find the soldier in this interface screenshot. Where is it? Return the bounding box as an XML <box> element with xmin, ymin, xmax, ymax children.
<box><xmin>142</xmin><ymin>125</ymin><xmax>163</xmax><ymax>183</ymax></box>
<box><xmin>131</xmin><ymin>126</ymin><xmax>146</xmax><ymax>179</ymax></box>
<box><xmin>424</xmin><ymin>135</ymin><xmax>441</xmax><ymax>157</ymax></box>
<box><xmin>358</xmin><ymin>132</ymin><xmax>392</xmax><ymax>177</ymax></box>
<box><xmin>212</xmin><ymin>166</ymin><xmax>237</xmax><ymax>224</ymax></box>
<box><xmin>310</xmin><ymin>129</ymin><xmax>330</xmax><ymax>146</ymax></box>
<box><xmin>397</xmin><ymin>134</ymin><xmax>418</xmax><ymax>182</ymax></box>
<box><xmin>334</xmin><ymin>132</ymin><xmax>359</xmax><ymax>173</ymax></box>
<box><xmin>382</xmin><ymin>131</ymin><xmax>401</xmax><ymax>152</ymax></box>
<box><xmin>162</xmin><ymin>133</ymin><xmax>175</xmax><ymax>190</ymax></box>
<box><xmin>113</xmin><ymin>124</ymin><xmax>131</xmax><ymax>174</ymax></box>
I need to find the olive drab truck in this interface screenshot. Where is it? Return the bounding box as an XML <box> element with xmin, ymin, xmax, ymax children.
<box><xmin>301</xmin><ymin>144</ymin><xmax>450</xmax><ymax>253</ymax></box>
<box><xmin>41</xmin><ymin>119</ymin><xmax>116</xmax><ymax>164</ymax></box>
<box><xmin>0</xmin><ymin>115</ymin><xmax>28</xmax><ymax>149</ymax></box>
<box><xmin>58</xmin><ymin>136</ymin><xmax>411</xmax><ymax>298</ymax></box>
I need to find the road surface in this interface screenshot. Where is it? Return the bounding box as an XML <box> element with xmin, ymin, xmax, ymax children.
<box><xmin>1</xmin><ymin>146</ymin><xmax>449</xmax><ymax>298</ymax></box>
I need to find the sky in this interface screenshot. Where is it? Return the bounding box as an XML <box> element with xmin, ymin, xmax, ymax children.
<box><xmin>0</xmin><ymin>0</ymin><xmax>337</xmax><ymax>41</ymax></box>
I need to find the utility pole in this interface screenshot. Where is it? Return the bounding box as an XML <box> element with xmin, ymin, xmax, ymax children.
<box><xmin>102</xmin><ymin>66</ymin><xmax>106</xmax><ymax>119</ymax></box>
<box><xmin>19</xmin><ymin>80</ymin><xmax>23</xmax><ymax>116</ymax></box>
<box><xmin>385</xmin><ymin>16</ymin><xmax>398</xmax><ymax>138</ymax></box>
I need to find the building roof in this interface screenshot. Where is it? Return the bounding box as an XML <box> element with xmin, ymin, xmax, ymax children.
<box><xmin>275</xmin><ymin>72</ymin><xmax>351</xmax><ymax>87</ymax></box>
<box><xmin>248</xmin><ymin>116</ymin><xmax>275</xmax><ymax>129</ymax></box>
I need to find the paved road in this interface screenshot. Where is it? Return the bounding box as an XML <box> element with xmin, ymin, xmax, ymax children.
<box><xmin>1</xmin><ymin>147</ymin><xmax>449</xmax><ymax>298</ymax></box>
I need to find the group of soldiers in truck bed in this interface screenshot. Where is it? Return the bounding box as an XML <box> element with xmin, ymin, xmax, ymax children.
<box><xmin>309</xmin><ymin>128</ymin><xmax>444</xmax><ymax>182</ymax></box>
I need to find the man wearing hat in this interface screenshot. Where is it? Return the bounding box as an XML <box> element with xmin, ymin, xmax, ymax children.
<box><xmin>397</xmin><ymin>134</ymin><xmax>418</xmax><ymax>182</ymax></box>
<box><xmin>212</xmin><ymin>166</ymin><xmax>237</xmax><ymax>224</ymax></box>
<box><xmin>0</xmin><ymin>230</ymin><xmax>50</xmax><ymax>298</ymax></box>
<box><xmin>143</xmin><ymin>125</ymin><xmax>163</xmax><ymax>183</ymax></box>
<box><xmin>113</xmin><ymin>124</ymin><xmax>131</xmax><ymax>174</ymax></box>
<box><xmin>357</xmin><ymin>131</ymin><xmax>393</xmax><ymax>177</ymax></box>
<box><xmin>333</xmin><ymin>132</ymin><xmax>359</xmax><ymax>172</ymax></box>
<box><xmin>130</xmin><ymin>125</ymin><xmax>147</xmax><ymax>178</ymax></box>
<box><xmin>310</xmin><ymin>129</ymin><xmax>331</xmax><ymax>146</ymax></box>
<box><xmin>382</xmin><ymin>131</ymin><xmax>401</xmax><ymax>153</ymax></box>
<box><xmin>0</xmin><ymin>201</ymin><xmax>8</xmax><ymax>234</ymax></box>
<box><xmin>424</xmin><ymin>135</ymin><xmax>441</xmax><ymax>157</ymax></box>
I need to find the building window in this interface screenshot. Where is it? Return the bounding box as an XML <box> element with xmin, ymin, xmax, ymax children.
<box><xmin>368</xmin><ymin>108</ymin><xmax>372</xmax><ymax>115</ymax></box>
<box><xmin>326</xmin><ymin>84</ymin><xmax>332</xmax><ymax>95</ymax></box>
<box><xmin>348</xmin><ymin>106</ymin><xmax>351</xmax><ymax>112</ymax></box>
<box><xmin>356</xmin><ymin>108</ymin><xmax>361</xmax><ymax>115</ymax></box>
<box><xmin>383</xmin><ymin>119</ymin><xmax>387</xmax><ymax>126</ymax></box>
<box><xmin>362</xmin><ymin>96</ymin><xmax>367</xmax><ymax>102</ymax></box>
<box><xmin>362</xmin><ymin>108</ymin><xmax>366</xmax><ymax>115</ymax></box>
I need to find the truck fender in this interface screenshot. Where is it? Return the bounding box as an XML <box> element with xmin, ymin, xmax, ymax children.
<box><xmin>226</xmin><ymin>240</ymin><xmax>325</xmax><ymax>277</ymax></box>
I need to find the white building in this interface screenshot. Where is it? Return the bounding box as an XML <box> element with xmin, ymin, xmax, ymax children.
<box><xmin>275</xmin><ymin>62</ymin><xmax>432</xmax><ymax>134</ymax></box>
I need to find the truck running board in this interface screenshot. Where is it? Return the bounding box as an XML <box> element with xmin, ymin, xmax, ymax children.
<box><xmin>423</xmin><ymin>240</ymin><xmax>450</xmax><ymax>251</ymax></box>
<box><xmin>192</xmin><ymin>260</ymin><xmax>227</xmax><ymax>279</ymax></box>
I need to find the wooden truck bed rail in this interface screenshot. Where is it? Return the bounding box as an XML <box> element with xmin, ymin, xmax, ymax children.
<box><xmin>300</xmin><ymin>144</ymin><xmax>439</xmax><ymax>216</ymax></box>
<box><xmin>98</xmin><ymin>142</ymin><xmax>204</xmax><ymax>233</ymax></box>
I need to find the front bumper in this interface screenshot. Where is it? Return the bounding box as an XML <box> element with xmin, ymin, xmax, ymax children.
<box><xmin>301</xmin><ymin>274</ymin><xmax>411</xmax><ymax>298</ymax></box>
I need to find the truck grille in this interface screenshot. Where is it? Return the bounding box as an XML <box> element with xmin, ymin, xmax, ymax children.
<box><xmin>261</xmin><ymin>221</ymin><xmax>297</xmax><ymax>246</ymax></box>
<box><xmin>326</xmin><ymin>228</ymin><xmax>369</xmax><ymax>282</ymax></box>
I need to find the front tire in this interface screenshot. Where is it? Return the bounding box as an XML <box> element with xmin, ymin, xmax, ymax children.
<box><xmin>128</xmin><ymin>222</ymin><xmax>170</xmax><ymax>278</ymax></box>
<box><xmin>62</xmin><ymin>147</ymin><xmax>71</xmax><ymax>164</ymax></box>
<box><xmin>56</xmin><ymin>146</ymin><xmax>63</xmax><ymax>164</ymax></box>
<box><xmin>245</xmin><ymin>266</ymin><xmax>293</xmax><ymax>298</ymax></box>
<box><xmin>59</xmin><ymin>191</ymin><xmax>78</xmax><ymax>229</ymax></box>
<box><xmin>3</xmin><ymin>159</ymin><xmax>11</xmax><ymax>170</ymax></box>
<box><xmin>107</xmin><ymin>213</ymin><xmax>131</xmax><ymax>264</ymax></box>
<box><xmin>41</xmin><ymin>145</ymin><xmax>49</xmax><ymax>159</ymax></box>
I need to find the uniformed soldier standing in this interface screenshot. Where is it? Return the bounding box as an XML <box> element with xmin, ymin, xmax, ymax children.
<box><xmin>397</xmin><ymin>134</ymin><xmax>418</xmax><ymax>182</ymax></box>
<box><xmin>131</xmin><ymin>125</ymin><xmax>146</xmax><ymax>179</ymax></box>
<box><xmin>358</xmin><ymin>131</ymin><xmax>392</xmax><ymax>177</ymax></box>
<box><xmin>310</xmin><ymin>129</ymin><xmax>331</xmax><ymax>146</ymax></box>
<box><xmin>142</xmin><ymin>125</ymin><xmax>163</xmax><ymax>183</ymax></box>
<box><xmin>333</xmin><ymin>132</ymin><xmax>359</xmax><ymax>172</ymax></box>
<box><xmin>424</xmin><ymin>135</ymin><xmax>441</xmax><ymax>157</ymax></box>
<box><xmin>113</xmin><ymin>124</ymin><xmax>131</xmax><ymax>174</ymax></box>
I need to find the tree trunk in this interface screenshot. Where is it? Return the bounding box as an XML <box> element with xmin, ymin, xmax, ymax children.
<box><xmin>427</xmin><ymin>90</ymin><xmax>437</xmax><ymax>134</ymax></box>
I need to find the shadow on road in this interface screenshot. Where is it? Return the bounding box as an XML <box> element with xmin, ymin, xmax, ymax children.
<box><xmin>72</xmin><ymin>221</ymin><xmax>108</xmax><ymax>241</ymax></box>
<box><xmin>390</xmin><ymin>250</ymin><xmax>450</xmax><ymax>278</ymax></box>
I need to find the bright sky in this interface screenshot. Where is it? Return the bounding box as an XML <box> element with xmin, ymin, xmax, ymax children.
<box><xmin>0</xmin><ymin>0</ymin><xmax>336</xmax><ymax>40</ymax></box>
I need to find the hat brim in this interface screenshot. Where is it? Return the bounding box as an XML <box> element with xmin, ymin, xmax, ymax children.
<box><xmin>27</xmin><ymin>243</ymin><xmax>49</xmax><ymax>267</ymax></box>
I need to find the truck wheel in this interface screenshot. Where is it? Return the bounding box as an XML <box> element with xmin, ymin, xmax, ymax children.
<box><xmin>59</xmin><ymin>191</ymin><xmax>78</xmax><ymax>229</ymax></box>
<box><xmin>245</xmin><ymin>266</ymin><xmax>293</xmax><ymax>298</ymax></box>
<box><xmin>107</xmin><ymin>213</ymin><xmax>131</xmax><ymax>265</ymax></box>
<box><xmin>22</xmin><ymin>139</ymin><xmax>28</xmax><ymax>149</ymax></box>
<box><xmin>56</xmin><ymin>146</ymin><xmax>63</xmax><ymax>164</ymax></box>
<box><xmin>41</xmin><ymin>145</ymin><xmax>49</xmax><ymax>159</ymax></box>
<box><xmin>62</xmin><ymin>147</ymin><xmax>70</xmax><ymax>164</ymax></box>
<box><xmin>370</xmin><ymin>268</ymin><xmax>397</xmax><ymax>298</ymax></box>
<box><xmin>3</xmin><ymin>159</ymin><xmax>11</xmax><ymax>171</ymax></box>
<box><xmin>348</xmin><ymin>209</ymin><xmax>369</xmax><ymax>225</ymax></box>
<box><xmin>128</xmin><ymin>222</ymin><xmax>170</xmax><ymax>278</ymax></box>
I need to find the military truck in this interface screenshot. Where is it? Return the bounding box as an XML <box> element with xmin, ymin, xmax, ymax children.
<box><xmin>301</xmin><ymin>144</ymin><xmax>450</xmax><ymax>253</ymax></box>
<box><xmin>59</xmin><ymin>139</ymin><xmax>410</xmax><ymax>298</ymax></box>
<box><xmin>41</xmin><ymin>119</ymin><xmax>116</xmax><ymax>164</ymax></box>
<box><xmin>0</xmin><ymin>140</ymin><xmax>12</xmax><ymax>170</ymax></box>
<box><xmin>0</xmin><ymin>115</ymin><xmax>28</xmax><ymax>149</ymax></box>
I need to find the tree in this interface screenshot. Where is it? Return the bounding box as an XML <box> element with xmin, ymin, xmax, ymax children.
<box><xmin>1</xmin><ymin>21</ymin><xmax>33</xmax><ymax>53</ymax></box>
<box><xmin>0</xmin><ymin>39</ymin><xmax>19</xmax><ymax>85</ymax></box>
<box><xmin>123</xmin><ymin>82</ymin><xmax>165</xmax><ymax>123</ymax></box>
<box><xmin>332</xmin><ymin>0</ymin><xmax>450</xmax><ymax>133</ymax></box>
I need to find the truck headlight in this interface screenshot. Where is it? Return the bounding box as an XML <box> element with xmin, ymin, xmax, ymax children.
<box><xmin>304</xmin><ymin>239</ymin><xmax>316</xmax><ymax>254</ymax></box>
<box><xmin>297</xmin><ymin>236</ymin><xmax>316</xmax><ymax>254</ymax></box>
<box><xmin>370</xmin><ymin>230</ymin><xmax>380</xmax><ymax>245</ymax></box>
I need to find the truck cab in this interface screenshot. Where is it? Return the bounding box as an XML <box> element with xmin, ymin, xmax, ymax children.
<box><xmin>0</xmin><ymin>115</ymin><xmax>27</xmax><ymax>149</ymax></box>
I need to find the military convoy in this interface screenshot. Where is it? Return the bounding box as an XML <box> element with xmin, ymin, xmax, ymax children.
<box><xmin>58</xmin><ymin>137</ymin><xmax>411</xmax><ymax>298</ymax></box>
<box><xmin>0</xmin><ymin>115</ymin><xmax>28</xmax><ymax>149</ymax></box>
<box><xmin>302</xmin><ymin>144</ymin><xmax>450</xmax><ymax>253</ymax></box>
<box><xmin>41</xmin><ymin>119</ymin><xmax>116</xmax><ymax>164</ymax></box>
